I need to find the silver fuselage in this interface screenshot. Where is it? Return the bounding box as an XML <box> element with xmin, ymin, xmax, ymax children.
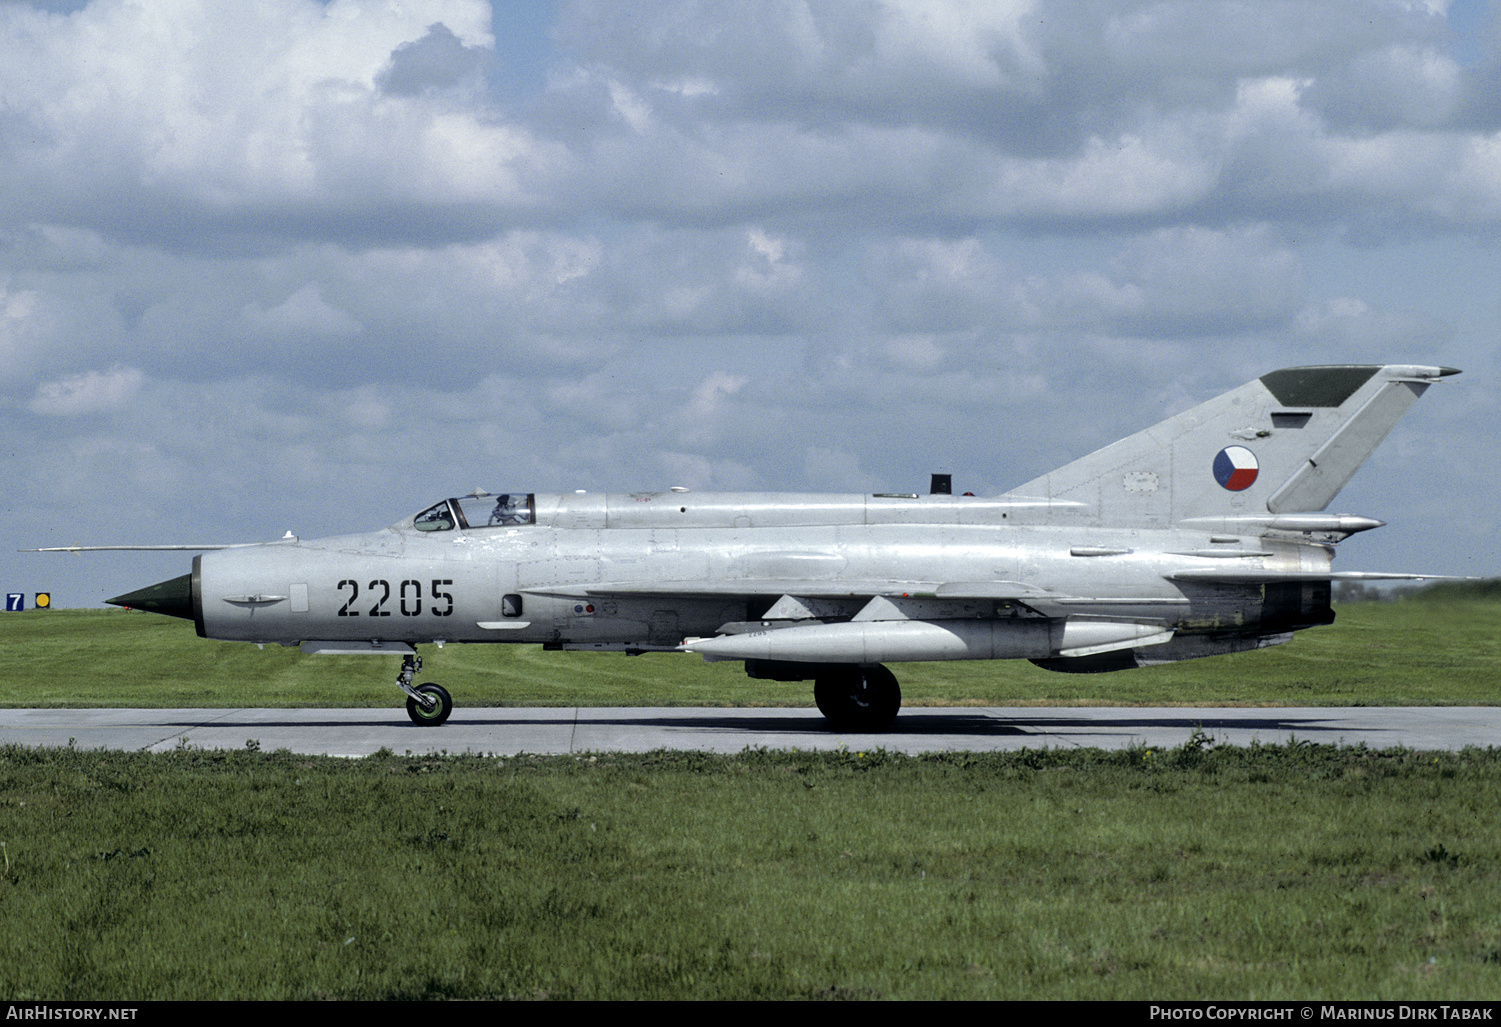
<box><xmin>190</xmin><ymin>491</ymin><xmax>1333</xmax><ymax>662</ymax></box>
<box><xmin>93</xmin><ymin>365</ymin><xmax>1459</xmax><ymax>722</ymax></box>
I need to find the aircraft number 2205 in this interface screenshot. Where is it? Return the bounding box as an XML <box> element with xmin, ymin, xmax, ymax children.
<box><xmin>84</xmin><ymin>364</ymin><xmax>1463</xmax><ymax>733</ymax></box>
<box><xmin>336</xmin><ymin>578</ymin><xmax>454</xmax><ymax>617</ymax></box>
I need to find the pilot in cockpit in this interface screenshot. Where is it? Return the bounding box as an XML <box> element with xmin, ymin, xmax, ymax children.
<box><xmin>489</xmin><ymin>494</ymin><xmax>529</xmax><ymax>525</ymax></box>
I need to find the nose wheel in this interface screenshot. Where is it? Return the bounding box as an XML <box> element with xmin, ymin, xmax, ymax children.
<box><xmin>406</xmin><ymin>683</ymin><xmax>453</xmax><ymax>726</ymax></box>
<box><xmin>396</xmin><ymin>653</ymin><xmax>453</xmax><ymax>726</ymax></box>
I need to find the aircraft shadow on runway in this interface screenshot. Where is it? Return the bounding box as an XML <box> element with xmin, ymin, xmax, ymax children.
<box><xmin>156</xmin><ymin>709</ymin><xmax>1379</xmax><ymax>739</ymax></box>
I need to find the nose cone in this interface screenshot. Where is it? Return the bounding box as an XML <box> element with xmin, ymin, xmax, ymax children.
<box><xmin>108</xmin><ymin>573</ymin><xmax>195</xmax><ymax>620</ymax></box>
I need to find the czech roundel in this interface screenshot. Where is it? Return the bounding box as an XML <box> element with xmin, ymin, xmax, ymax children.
<box><xmin>1213</xmin><ymin>446</ymin><xmax>1259</xmax><ymax>491</ymax></box>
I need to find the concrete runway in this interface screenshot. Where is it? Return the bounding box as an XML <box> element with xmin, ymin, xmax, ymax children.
<box><xmin>1</xmin><ymin>705</ymin><xmax>1497</xmax><ymax>757</ymax></box>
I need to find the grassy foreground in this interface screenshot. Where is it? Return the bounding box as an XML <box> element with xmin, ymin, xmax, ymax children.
<box><xmin>5</xmin><ymin>592</ymin><xmax>1501</xmax><ymax>709</ymax></box>
<box><xmin>3</xmin><ymin>741</ymin><xmax>1501</xmax><ymax>1000</ymax></box>
<box><xmin>4</xmin><ymin>592</ymin><xmax>1499</xmax><ymax>1000</ymax></box>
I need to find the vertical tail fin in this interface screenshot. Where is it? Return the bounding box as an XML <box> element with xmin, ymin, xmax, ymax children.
<box><xmin>1006</xmin><ymin>364</ymin><xmax>1459</xmax><ymax>526</ymax></box>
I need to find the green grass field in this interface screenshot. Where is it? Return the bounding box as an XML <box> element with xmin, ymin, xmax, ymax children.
<box><xmin>3</xmin><ymin>742</ymin><xmax>1501</xmax><ymax>1000</ymax></box>
<box><xmin>3</xmin><ymin>590</ymin><xmax>1498</xmax><ymax>1000</ymax></box>
<box><xmin>5</xmin><ymin>592</ymin><xmax>1499</xmax><ymax>710</ymax></box>
<box><xmin>2</xmin><ymin>741</ymin><xmax>1501</xmax><ymax>996</ymax></box>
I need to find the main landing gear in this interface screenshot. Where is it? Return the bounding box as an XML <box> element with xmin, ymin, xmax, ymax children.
<box><xmin>813</xmin><ymin>664</ymin><xmax>901</xmax><ymax>732</ymax></box>
<box><xmin>396</xmin><ymin>653</ymin><xmax>452</xmax><ymax>726</ymax></box>
<box><xmin>748</xmin><ymin>659</ymin><xmax>904</xmax><ymax>731</ymax></box>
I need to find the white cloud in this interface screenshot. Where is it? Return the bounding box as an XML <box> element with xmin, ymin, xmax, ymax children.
<box><xmin>29</xmin><ymin>365</ymin><xmax>145</xmax><ymax>416</ymax></box>
<box><xmin>736</xmin><ymin>228</ymin><xmax>801</xmax><ymax>291</ymax></box>
<box><xmin>0</xmin><ymin>0</ymin><xmax>544</xmax><ymax>223</ymax></box>
<box><xmin>1292</xmin><ymin>296</ymin><xmax>1449</xmax><ymax>355</ymax></box>
<box><xmin>871</xmin><ymin>0</ymin><xmax>1044</xmax><ymax>89</ymax></box>
<box><xmin>1106</xmin><ymin>226</ymin><xmax>1305</xmax><ymax>335</ymax></box>
<box><xmin>1</xmin><ymin>0</ymin><xmax>1497</xmax><ymax>607</ymax></box>
<box><xmin>1306</xmin><ymin>44</ymin><xmax>1462</xmax><ymax>129</ymax></box>
<box><xmin>0</xmin><ymin>282</ymin><xmax>41</xmax><ymax>352</ymax></box>
<box><xmin>864</xmin><ymin>227</ymin><xmax>1305</xmax><ymax>337</ymax></box>
<box><xmin>240</xmin><ymin>283</ymin><xmax>362</xmax><ymax>337</ymax></box>
<box><xmin>804</xmin><ymin>445</ymin><xmax>878</xmax><ymax>492</ymax></box>
<box><xmin>377</xmin><ymin>22</ymin><xmax>492</xmax><ymax>96</ymax></box>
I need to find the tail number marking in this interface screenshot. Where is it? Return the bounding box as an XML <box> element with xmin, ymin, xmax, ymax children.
<box><xmin>336</xmin><ymin>579</ymin><xmax>454</xmax><ymax>617</ymax></box>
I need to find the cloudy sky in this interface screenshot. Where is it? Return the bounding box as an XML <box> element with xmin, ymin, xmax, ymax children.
<box><xmin>3</xmin><ymin>0</ymin><xmax>1498</xmax><ymax>608</ymax></box>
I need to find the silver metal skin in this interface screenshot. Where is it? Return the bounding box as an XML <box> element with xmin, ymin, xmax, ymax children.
<box><xmin>99</xmin><ymin>364</ymin><xmax>1462</xmax><ymax>729</ymax></box>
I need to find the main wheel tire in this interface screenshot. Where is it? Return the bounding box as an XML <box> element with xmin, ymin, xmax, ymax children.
<box><xmin>813</xmin><ymin>665</ymin><xmax>901</xmax><ymax>731</ymax></box>
<box><xmin>406</xmin><ymin>682</ymin><xmax>453</xmax><ymax>726</ymax></box>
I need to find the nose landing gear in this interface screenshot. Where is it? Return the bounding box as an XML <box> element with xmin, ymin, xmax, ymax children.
<box><xmin>396</xmin><ymin>653</ymin><xmax>452</xmax><ymax>726</ymax></box>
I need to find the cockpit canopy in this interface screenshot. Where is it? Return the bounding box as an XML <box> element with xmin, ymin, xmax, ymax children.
<box><xmin>412</xmin><ymin>493</ymin><xmax>535</xmax><ymax>532</ymax></box>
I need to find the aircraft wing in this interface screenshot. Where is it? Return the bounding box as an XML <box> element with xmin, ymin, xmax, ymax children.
<box><xmin>1165</xmin><ymin>569</ymin><xmax>1470</xmax><ymax>583</ymax></box>
<box><xmin>21</xmin><ymin>534</ymin><xmax>298</xmax><ymax>553</ymax></box>
<box><xmin>22</xmin><ymin>544</ymin><xmax>238</xmax><ymax>552</ymax></box>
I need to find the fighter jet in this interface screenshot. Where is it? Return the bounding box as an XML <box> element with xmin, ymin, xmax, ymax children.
<box><xmin>77</xmin><ymin>363</ymin><xmax>1459</xmax><ymax>730</ymax></box>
